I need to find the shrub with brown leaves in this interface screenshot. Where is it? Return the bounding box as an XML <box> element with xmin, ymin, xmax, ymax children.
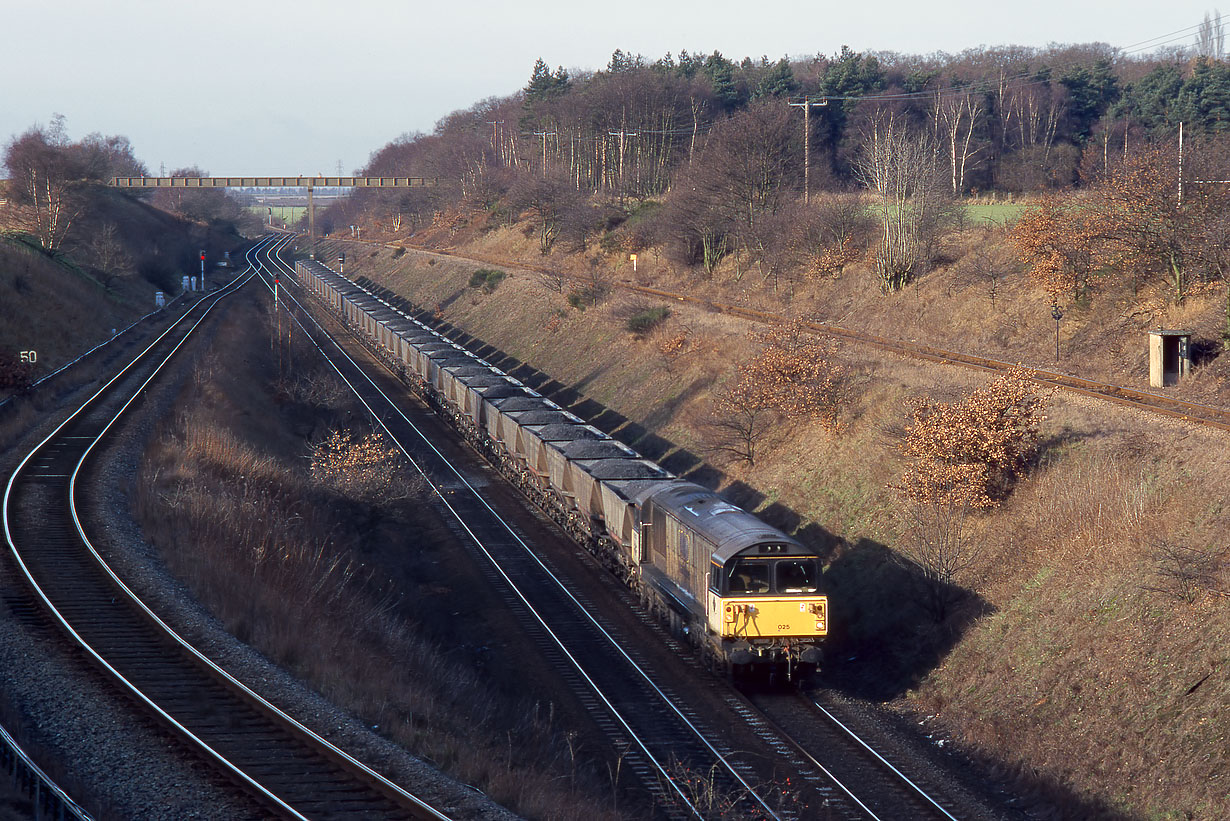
<box><xmin>899</xmin><ymin>367</ymin><xmax>1050</xmax><ymax>508</ymax></box>
<box><xmin>703</xmin><ymin>321</ymin><xmax>847</xmax><ymax>465</ymax></box>
<box><xmin>741</xmin><ymin>321</ymin><xmax>846</xmax><ymax>430</ymax></box>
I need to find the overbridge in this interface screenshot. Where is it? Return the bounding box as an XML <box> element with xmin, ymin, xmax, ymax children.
<box><xmin>109</xmin><ymin>176</ymin><xmax>436</xmax><ymax>241</ymax></box>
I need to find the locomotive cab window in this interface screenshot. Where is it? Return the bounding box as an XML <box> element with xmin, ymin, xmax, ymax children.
<box><xmin>727</xmin><ymin>558</ymin><xmax>771</xmax><ymax>594</ymax></box>
<box><xmin>777</xmin><ymin>559</ymin><xmax>819</xmax><ymax>593</ymax></box>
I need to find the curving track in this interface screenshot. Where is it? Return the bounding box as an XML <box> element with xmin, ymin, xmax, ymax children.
<box><xmin>3</xmin><ymin>236</ymin><xmax>450</xmax><ymax>821</ymax></box>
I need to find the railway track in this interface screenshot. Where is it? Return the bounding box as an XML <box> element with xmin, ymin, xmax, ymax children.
<box><xmin>418</xmin><ymin>247</ymin><xmax>1230</xmax><ymax>433</ymax></box>
<box><xmin>270</xmin><ymin>245</ymin><xmax>1016</xmax><ymax>820</ymax></box>
<box><xmin>3</xmin><ymin>236</ymin><xmax>450</xmax><ymax>821</ymax></box>
<box><xmin>738</xmin><ymin>691</ymin><xmax>964</xmax><ymax>821</ymax></box>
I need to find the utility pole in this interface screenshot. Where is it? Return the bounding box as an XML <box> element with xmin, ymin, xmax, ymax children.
<box><xmin>533</xmin><ymin>130</ymin><xmax>556</xmax><ymax>177</ymax></box>
<box><xmin>789</xmin><ymin>96</ymin><xmax>828</xmax><ymax>205</ymax></box>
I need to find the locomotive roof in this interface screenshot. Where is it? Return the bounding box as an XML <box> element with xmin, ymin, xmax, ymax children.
<box><xmin>640</xmin><ymin>481</ymin><xmax>804</xmax><ymax>561</ymax></box>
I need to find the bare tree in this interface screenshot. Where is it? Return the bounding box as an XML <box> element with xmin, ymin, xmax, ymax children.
<box><xmin>4</xmin><ymin>117</ymin><xmax>85</xmax><ymax>251</ymax></box>
<box><xmin>1197</xmin><ymin>10</ymin><xmax>1226</xmax><ymax>60</ymax></box>
<box><xmin>509</xmin><ymin>172</ymin><xmax>581</xmax><ymax>254</ymax></box>
<box><xmin>897</xmin><ymin>497</ymin><xmax>979</xmax><ymax>622</ymax></box>
<box><xmin>797</xmin><ymin>192</ymin><xmax>877</xmax><ymax>279</ymax></box>
<box><xmin>700</xmin><ymin>377</ymin><xmax>777</xmax><ymax>466</ymax></box>
<box><xmin>956</xmin><ymin>238</ymin><xmax>1021</xmax><ymax>309</ymax></box>
<box><xmin>934</xmin><ymin>89</ymin><xmax>985</xmax><ymax>195</ymax></box>
<box><xmin>1147</xmin><ymin>541</ymin><xmax>1227</xmax><ymax>603</ymax></box>
<box><xmin>854</xmin><ymin>112</ymin><xmax>955</xmax><ymax>291</ymax></box>
<box><xmin>86</xmin><ymin>222</ymin><xmax>133</xmax><ymax>289</ymax></box>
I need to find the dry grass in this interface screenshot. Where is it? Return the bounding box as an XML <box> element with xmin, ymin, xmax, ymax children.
<box><xmin>133</xmin><ymin>302</ymin><xmax>628</xmax><ymax>820</ymax></box>
<box><xmin>320</xmin><ymin>229</ymin><xmax>1230</xmax><ymax>819</ymax></box>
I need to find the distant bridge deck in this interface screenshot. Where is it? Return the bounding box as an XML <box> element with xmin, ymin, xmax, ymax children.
<box><xmin>109</xmin><ymin>176</ymin><xmax>436</xmax><ymax>188</ymax></box>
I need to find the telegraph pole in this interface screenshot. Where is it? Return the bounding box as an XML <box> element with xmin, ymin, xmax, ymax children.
<box><xmin>789</xmin><ymin>96</ymin><xmax>828</xmax><ymax>205</ymax></box>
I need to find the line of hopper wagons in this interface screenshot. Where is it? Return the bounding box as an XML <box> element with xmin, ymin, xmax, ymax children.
<box><xmin>293</xmin><ymin>258</ymin><xmax>829</xmax><ymax>678</ymax></box>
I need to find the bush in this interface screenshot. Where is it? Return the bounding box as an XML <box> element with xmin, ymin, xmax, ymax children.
<box><xmin>567</xmin><ymin>283</ymin><xmax>606</xmax><ymax>311</ymax></box>
<box><xmin>625</xmin><ymin>306</ymin><xmax>670</xmax><ymax>336</ymax></box>
<box><xmin>899</xmin><ymin>367</ymin><xmax>1050</xmax><ymax>508</ymax></box>
<box><xmin>309</xmin><ymin>428</ymin><xmax>416</xmax><ymax>505</ymax></box>
<box><xmin>467</xmin><ymin>267</ymin><xmax>506</xmax><ymax>293</ymax></box>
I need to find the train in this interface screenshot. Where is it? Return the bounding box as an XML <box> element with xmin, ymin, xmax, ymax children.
<box><xmin>293</xmin><ymin>258</ymin><xmax>828</xmax><ymax>679</ymax></box>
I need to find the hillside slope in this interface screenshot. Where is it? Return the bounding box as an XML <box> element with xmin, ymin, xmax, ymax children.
<box><xmin>0</xmin><ymin>192</ymin><xmax>246</xmax><ymax>400</ymax></box>
<box><xmin>314</xmin><ymin>221</ymin><xmax>1229</xmax><ymax>819</ymax></box>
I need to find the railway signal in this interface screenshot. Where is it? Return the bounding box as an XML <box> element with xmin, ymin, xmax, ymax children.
<box><xmin>1051</xmin><ymin>302</ymin><xmax>1063</xmax><ymax>363</ymax></box>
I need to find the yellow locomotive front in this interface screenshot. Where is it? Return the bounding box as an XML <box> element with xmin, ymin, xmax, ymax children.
<box><xmin>630</xmin><ymin>481</ymin><xmax>829</xmax><ymax>680</ymax></box>
<box><xmin>708</xmin><ymin>549</ymin><xmax>827</xmax><ymax>674</ymax></box>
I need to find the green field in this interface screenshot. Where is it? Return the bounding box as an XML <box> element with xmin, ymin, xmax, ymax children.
<box><xmin>247</xmin><ymin>202</ymin><xmax>1025</xmax><ymax>230</ymax></box>
<box><xmin>963</xmin><ymin>202</ymin><xmax>1028</xmax><ymax>226</ymax></box>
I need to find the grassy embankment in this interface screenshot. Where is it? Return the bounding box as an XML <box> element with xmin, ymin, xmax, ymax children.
<box><xmin>133</xmin><ymin>294</ymin><xmax>629</xmax><ymax>820</ymax></box>
<box><xmin>314</xmin><ymin>209</ymin><xmax>1229</xmax><ymax>820</ymax></box>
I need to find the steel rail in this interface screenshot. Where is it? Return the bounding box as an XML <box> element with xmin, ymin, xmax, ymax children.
<box><xmin>4</xmin><ymin>235</ymin><xmax>450</xmax><ymax>820</ymax></box>
<box><xmin>806</xmin><ymin>696</ymin><xmax>958</xmax><ymax>820</ymax></box>
<box><xmin>0</xmin><ymin>721</ymin><xmax>94</xmax><ymax>821</ymax></box>
<box><xmin>257</xmin><ymin>244</ymin><xmax>792</xmax><ymax>820</ymax></box>
<box><xmin>73</xmin><ymin>234</ymin><xmax>449</xmax><ymax>819</ymax></box>
<box><xmin>736</xmin><ymin>694</ymin><xmax>883</xmax><ymax>820</ymax></box>
<box><xmin>1</xmin><ymin>250</ymin><xmax>308</xmax><ymax>817</ymax></box>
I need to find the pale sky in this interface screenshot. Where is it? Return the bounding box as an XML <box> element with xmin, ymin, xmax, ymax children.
<box><xmin>2</xmin><ymin>0</ymin><xmax>1219</xmax><ymax>175</ymax></box>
